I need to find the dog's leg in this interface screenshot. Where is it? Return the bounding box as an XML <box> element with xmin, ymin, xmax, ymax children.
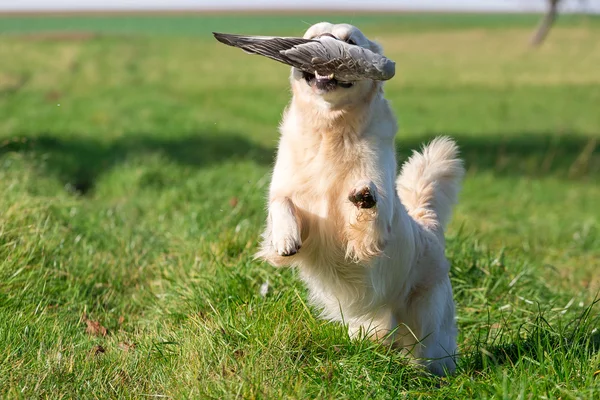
<box><xmin>256</xmin><ymin>196</ymin><xmax>302</xmax><ymax>266</ymax></box>
<box><xmin>394</xmin><ymin>277</ymin><xmax>458</xmax><ymax>376</ymax></box>
<box><xmin>345</xmin><ymin>177</ymin><xmax>394</xmax><ymax>263</ymax></box>
<box><xmin>343</xmin><ymin>136</ymin><xmax>397</xmax><ymax>263</ymax></box>
<box><xmin>347</xmin><ymin>313</ymin><xmax>394</xmax><ymax>342</ymax></box>
<box><xmin>256</xmin><ymin>133</ymin><xmax>306</xmax><ymax>265</ymax></box>
<box><xmin>269</xmin><ymin>197</ymin><xmax>302</xmax><ymax>256</ymax></box>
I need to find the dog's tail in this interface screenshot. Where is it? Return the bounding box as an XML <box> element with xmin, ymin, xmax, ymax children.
<box><xmin>396</xmin><ymin>137</ymin><xmax>464</xmax><ymax>231</ymax></box>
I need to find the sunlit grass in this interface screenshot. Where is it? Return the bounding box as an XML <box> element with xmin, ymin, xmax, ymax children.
<box><xmin>0</xmin><ymin>13</ymin><xmax>599</xmax><ymax>398</ymax></box>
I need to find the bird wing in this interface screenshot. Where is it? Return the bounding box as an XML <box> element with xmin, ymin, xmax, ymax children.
<box><xmin>213</xmin><ymin>32</ymin><xmax>396</xmax><ymax>82</ymax></box>
<box><xmin>213</xmin><ymin>32</ymin><xmax>316</xmax><ymax>66</ymax></box>
<box><xmin>282</xmin><ymin>36</ymin><xmax>395</xmax><ymax>81</ymax></box>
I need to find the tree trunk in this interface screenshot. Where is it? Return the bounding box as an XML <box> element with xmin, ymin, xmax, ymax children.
<box><xmin>531</xmin><ymin>0</ymin><xmax>560</xmax><ymax>47</ymax></box>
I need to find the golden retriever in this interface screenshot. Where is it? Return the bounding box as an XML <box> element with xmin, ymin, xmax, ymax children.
<box><xmin>256</xmin><ymin>22</ymin><xmax>464</xmax><ymax>376</ymax></box>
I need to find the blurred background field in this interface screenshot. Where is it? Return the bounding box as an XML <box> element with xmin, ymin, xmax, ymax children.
<box><xmin>0</xmin><ymin>9</ymin><xmax>599</xmax><ymax>399</ymax></box>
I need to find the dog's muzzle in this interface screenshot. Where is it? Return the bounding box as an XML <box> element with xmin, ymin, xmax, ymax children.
<box><xmin>302</xmin><ymin>33</ymin><xmax>354</xmax><ymax>91</ymax></box>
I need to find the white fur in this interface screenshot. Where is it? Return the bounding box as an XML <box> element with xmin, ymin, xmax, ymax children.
<box><xmin>256</xmin><ymin>22</ymin><xmax>465</xmax><ymax>376</ymax></box>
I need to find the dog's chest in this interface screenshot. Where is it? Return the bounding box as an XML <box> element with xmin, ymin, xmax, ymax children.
<box><xmin>285</xmin><ymin>132</ymin><xmax>365</xmax><ymax>264</ymax></box>
<box><xmin>288</xmin><ymin>134</ymin><xmax>357</xmax><ymax>212</ymax></box>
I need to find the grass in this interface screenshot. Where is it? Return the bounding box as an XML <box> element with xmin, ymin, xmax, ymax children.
<box><xmin>0</xmin><ymin>12</ymin><xmax>599</xmax><ymax>399</ymax></box>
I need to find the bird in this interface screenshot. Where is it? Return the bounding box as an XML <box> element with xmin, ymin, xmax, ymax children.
<box><xmin>212</xmin><ymin>32</ymin><xmax>395</xmax><ymax>83</ymax></box>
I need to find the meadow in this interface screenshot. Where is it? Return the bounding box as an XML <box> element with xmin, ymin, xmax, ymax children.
<box><xmin>0</xmin><ymin>12</ymin><xmax>599</xmax><ymax>399</ymax></box>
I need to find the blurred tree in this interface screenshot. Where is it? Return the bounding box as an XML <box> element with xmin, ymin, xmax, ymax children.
<box><xmin>531</xmin><ymin>0</ymin><xmax>561</xmax><ymax>46</ymax></box>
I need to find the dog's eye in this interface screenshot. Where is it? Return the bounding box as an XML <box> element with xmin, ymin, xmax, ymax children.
<box><xmin>346</xmin><ymin>38</ymin><xmax>356</xmax><ymax>45</ymax></box>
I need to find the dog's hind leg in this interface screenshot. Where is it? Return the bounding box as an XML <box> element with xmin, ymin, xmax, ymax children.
<box><xmin>393</xmin><ymin>276</ymin><xmax>458</xmax><ymax>376</ymax></box>
<box><xmin>347</xmin><ymin>312</ymin><xmax>396</xmax><ymax>342</ymax></box>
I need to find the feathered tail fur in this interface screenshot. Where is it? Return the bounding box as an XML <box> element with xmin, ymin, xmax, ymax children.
<box><xmin>396</xmin><ymin>137</ymin><xmax>465</xmax><ymax>231</ymax></box>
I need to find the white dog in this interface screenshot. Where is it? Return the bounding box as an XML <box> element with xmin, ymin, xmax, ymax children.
<box><xmin>256</xmin><ymin>22</ymin><xmax>464</xmax><ymax>376</ymax></box>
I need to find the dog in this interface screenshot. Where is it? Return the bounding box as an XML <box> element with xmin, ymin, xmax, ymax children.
<box><xmin>256</xmin><ymin>22</ymin><xmax>464</xmax><ymax>376</ymax></box>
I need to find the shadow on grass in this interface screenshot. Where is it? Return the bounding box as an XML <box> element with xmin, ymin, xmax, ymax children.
<box><xmin>0</xmin><ymin>130</ymin><xmax>597</xmax><ymax>195</ymax></box>
<box><xmin>397</xmin><ymin>131</ymin><xmax>598</xmax><ymax>180</ymax></box>
<box><xmin>0</xmin><ymin>131</ymin><xmax>274</xmax><ymax>194</ymax></box>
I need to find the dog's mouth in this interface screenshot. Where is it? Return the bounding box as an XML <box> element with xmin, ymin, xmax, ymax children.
<box><xmin>301</xmin><ymin>33</ymin><xmax>354</xmax><ymax>92</ymax></box>
<box><xmin>302</xmin><ymin>71</ymin><xmax>354</xmax><ymax>92</ymax></box>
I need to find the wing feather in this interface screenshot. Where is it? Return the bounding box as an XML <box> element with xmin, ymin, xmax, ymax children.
<box><xmin>283</xmin><ymin>37</ymin><xmax>395</xmax><ymax>81</ymax></box>
<box><xmin>213</xmin><ymin>32</ymin><xmax>396</xmax><ymax>82</ymax></box>
<box><xmin>213</xmin><ymin>32</ymin><xmax>315</xmax><ymax>66</ymax></box>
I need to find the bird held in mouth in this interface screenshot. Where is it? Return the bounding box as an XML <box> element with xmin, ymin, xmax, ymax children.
<box><xmin>212</xmin><ymin>32</ymin><xmax>396</xmax><ymax>83</ymax></box>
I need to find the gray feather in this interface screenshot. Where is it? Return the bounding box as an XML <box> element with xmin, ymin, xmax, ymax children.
<box><xmin>282</xmin><ymin>36</ymin><xmax>395</xmax><ymax>81</ymax></box>
<box><xmin>213</xmin><ymin>32</ymin><xmax>315</xmax><ymax>66</ymax></box>
<box><xmin>213</xmin><ymin>32</ymin><xmax>395</xmax><ymax>82</ymax></box>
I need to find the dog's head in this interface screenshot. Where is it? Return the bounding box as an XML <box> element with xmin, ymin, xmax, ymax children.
<box><xmin>291</xmin><ymin>22</ymin><xmax>383</xmax><ymax>109</ymax></box>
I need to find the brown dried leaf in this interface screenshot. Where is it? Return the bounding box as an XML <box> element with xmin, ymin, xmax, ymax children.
<box><xmin>82</xmin><ymin>313</ymin><xmax>107</xmax><ymax>337</ymax></box>
<box><xmin>229</xmin><ymin>197</ymin><xmax>239</xmax><ymax>208</ymax></box>
<box><xmin>86</xmin><ymin>320</ymin><xmax>107</xmax><ymax>337</ymax></box>
<box><xmin>118</xmin><ymin>342</ymin><xmax>136</xmax><ymax>352</ymax></box>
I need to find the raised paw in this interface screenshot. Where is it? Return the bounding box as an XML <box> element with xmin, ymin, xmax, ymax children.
<box><xmin>273</xmin><ymin>235</ymin><xmax>301</xmax><ymax>257</ymax></box>
<box><xmin>271</xmin><ymin>216</ymin><xmax>302</xmax><ymax>257</ymax></box>
<box><xmin>348</xmin><ymin>185</ymin><xmax>377</xmax><ymax>209</ymax></box>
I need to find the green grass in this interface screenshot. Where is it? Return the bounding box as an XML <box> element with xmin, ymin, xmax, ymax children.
<box><xmin>1</xmin><ymin>13</ymin><xmax>599</xmax><ymax>399</ymax></box>
<box><xmin>0</xmin><ymin>13</ymin><xmax>598</xmax><ymax>37</ymax></box>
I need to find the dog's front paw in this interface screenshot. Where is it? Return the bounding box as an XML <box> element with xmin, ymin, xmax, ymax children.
<box><xmin>345</xmin><ymin>180</ymin><xmax>388</xmax><ymax>263</ymax></box>
<box><xmin>348</xmin><ymin>182</ymin><xmax>377</xmax><ymax>209</ymax></box>
<box><xmin>272</xmin><ymin>221</ymin><xmax>302</xmax><ymax>257</ymax></box>
<box><xmin>273</xmin><ymin>235</ymin><xmax>301</xmax><ymax>257</ymax></box>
